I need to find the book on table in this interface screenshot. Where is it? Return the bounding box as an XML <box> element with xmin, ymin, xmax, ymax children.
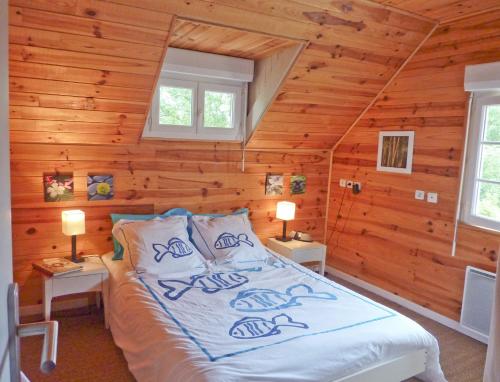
<box><xmin>32</xmin><ymin>258</ymin><xmax>83</xmax><ymax>277</ymax></box>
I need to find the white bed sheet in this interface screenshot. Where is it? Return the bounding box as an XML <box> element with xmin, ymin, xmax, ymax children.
<box><xmin>102</xmin><ymin>252</ymin><xmax>446</xmax><ymax>382</ymax></box>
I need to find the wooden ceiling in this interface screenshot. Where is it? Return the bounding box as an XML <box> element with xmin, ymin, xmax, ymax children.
<box><xmin>170</xmin><ymin>19</ymin><xmax>298</xmax><ymax>60</ymax></box>
<box><xmin>9</xmin><ymin>0</ymin><xmax>498</xmax><ymax>150</ymax></box>
<box><xmin>371</xmin><ymin>0</ymin><xmax>500</xmax><ymax>22</ymax></box>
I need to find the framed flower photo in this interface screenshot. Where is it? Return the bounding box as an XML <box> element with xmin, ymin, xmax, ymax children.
<box><xmin>43</xmin><ymin>174</ymin><xmax>74</xmax><ymax>202</ymax></box>
<box><xmin>265</xmin><ymin>173</ymin><xmax>284</xmax><ymax>196</ymax></box>
<box><xmin>376</xmin><ymin>131</ymin><xmax>415</xmax><ymax>174</ymax></box>
<box><xmin>87</xmin><ymin>174</ymin><xmax>114</xmax><ymax>200</ymax></box>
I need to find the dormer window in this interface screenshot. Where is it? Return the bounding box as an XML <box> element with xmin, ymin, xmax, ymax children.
<box><xmin>144</xmin><ymin>48</ymin><xmax>253</xmax><ymax>142</ymax></box>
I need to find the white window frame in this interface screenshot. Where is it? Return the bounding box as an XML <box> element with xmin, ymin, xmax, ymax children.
<box><xmin>462</xmin><ymin>91</ymin><xmax>500</xmax><ymax>232</ymax></box>
<box><xmin>145</xmin><ymin>73</ymin><xmax>246</xmax><ymax>142</ymax></box>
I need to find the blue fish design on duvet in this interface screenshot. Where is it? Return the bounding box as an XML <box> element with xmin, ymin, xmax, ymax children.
<box><xmin>215</xmin><ymin>232</ymin><xmax>254</xmax><ymax>249</ymax></box>
<box><xmin>153</xmin><ymin>238</ymin><xmax>193</xmax><ymax>262</ymax></box>
<box><xmin>230</xmin><ymin>284</ymin><xmax>337</xmax><ymax>312</ymax></box>
<box><xmin>158</xmin><ymin>268</ymin><xmax>261</xmax><ymax>301</ymax></box>
<box><xmin>229</xmin><ymin>314</ymin><xmax>308</xmax><ymax>339</ymax></box>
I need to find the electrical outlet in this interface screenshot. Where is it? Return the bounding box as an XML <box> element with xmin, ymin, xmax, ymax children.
<box><xmin>346</xmin><ymin>180</ymin><xmax>353</xmax><ymax>188</ymax></box>
<box><xmin>339</xmin><ymin>179</ymin><xmax>347</xmax><ymax>188</ymax></box>
<box><xmin>415</xmin><ymin>190</ymin><xmax>425</xmax><ymax>200</ymax></box>
<box><xmin>427</xmin><ymin>192</ymin><xmax>438</xmax><ymax>203</ymax></box>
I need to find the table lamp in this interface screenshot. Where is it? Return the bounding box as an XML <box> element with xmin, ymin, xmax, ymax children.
<box><xmin>62</xmin><ymin>210</ymin><xmax>85</xmax><ymax>263</ymax></box>
<box><xmin>276</xmin><ymin>201</ymin><xmax>295</xmax><ymax>242</ymax></box>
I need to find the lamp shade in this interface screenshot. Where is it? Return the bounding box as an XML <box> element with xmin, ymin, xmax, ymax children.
<box><xmin>276</xmin><ymin>201</ymin><xmax>295</xmax><ymax>221</ymax></box>
<box><xmin>61</xmin><ymin>210</ymin><xmax>85</xmax><ymax>236</ymax></box>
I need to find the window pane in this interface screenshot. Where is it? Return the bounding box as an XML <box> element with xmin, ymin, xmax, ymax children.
<box><xmin>204</xmin><ymin>91</ymin><xmax>234</xmax><ymax>129</ymax></box>
<box><xmin>159</xmin><ymin>86</ymin><xmax>192</xmax><ymax>126</ymax></box>
<box><xmin>476</xmin><ymin>181</ymin><xmax>500</xmax><ymax>222</ymax></box>
<box><xmin>484</xmin><ymin>105</ymin><xmax>500</xmax><ymax>142</ymax></box>
<box><xmin>479</xmin><ymin>144</ymin><xmax>500</xmax><ymax>181</ymax></box>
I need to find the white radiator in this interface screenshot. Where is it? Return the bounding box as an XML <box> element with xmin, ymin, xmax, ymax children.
<box><xmin>460</xmin><ymin>266</ymin><xmax>496</xmax><ymax>343</ymax></box>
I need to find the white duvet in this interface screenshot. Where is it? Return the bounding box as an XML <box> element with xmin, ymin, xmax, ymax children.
<box><xmin>103</xmin><ymin>252</ymin><xmax>446</xmax><ymax>382</ymax></box>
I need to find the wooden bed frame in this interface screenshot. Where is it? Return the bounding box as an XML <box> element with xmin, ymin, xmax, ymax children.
<box><xmin>334</xmin><ymin>349</ymin><xmax>427</xmax><ymax>382</ymax></box>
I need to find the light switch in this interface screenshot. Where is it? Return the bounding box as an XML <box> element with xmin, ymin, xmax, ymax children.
<box><xmin>427</xmin><ymin>192</ymin><xmax>438</xmax><ymax>203</ymax></box>
<box><xmin>415</xmin><ymin>190</ymin><xmax>425</xmax><ymax>200</ymax></box>
<box><xmin>339</xmin><ymin>179</ymin><xmax>347</xmax><ymax>187</ymax></box>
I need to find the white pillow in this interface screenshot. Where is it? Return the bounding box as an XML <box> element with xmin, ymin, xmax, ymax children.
<box><xmin>190</xmin><ymin>214</ymin><xmax>268</xmax><ymax>263</ymax></box>
<box><xmin>112</xmin><ymin>216</ymin><xmax>206</xmax><ymax>275</ymax></box>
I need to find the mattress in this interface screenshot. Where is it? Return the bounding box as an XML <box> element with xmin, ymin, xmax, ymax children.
<box><xmin>102</xmin><ymin>251</ymin><xmax>446</xmax><ymax>382</ymax></box>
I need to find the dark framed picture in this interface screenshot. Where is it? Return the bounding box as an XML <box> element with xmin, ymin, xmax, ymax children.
<box><xmin>87</xmin><ymin>174</ymin><xmax>114</xmax><ymax>200</ymax></box>
<box><xmin>290</xmin><ymin>175</ymin><xmax>306</xmax><ymax>195</ymax></box>
<box><xmin>377</xmin><ymin>131</ymin><xmax>415</xmax><ymax>174</ymax></box>
<box><xmin>43</xmin><ymin>174</ymin><xmax>74</xmax><ymax>202</ymax></box>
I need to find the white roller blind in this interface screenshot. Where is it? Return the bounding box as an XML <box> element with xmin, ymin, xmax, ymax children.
<box><xmin>465</xmin><ymin>62</ymin><xmax>500</xmax><ymax>91</ymax></box>
<box><xmin>163</xmin><ymin>48</ymin><xmax>254</xmax><ymax>82</ymax></box>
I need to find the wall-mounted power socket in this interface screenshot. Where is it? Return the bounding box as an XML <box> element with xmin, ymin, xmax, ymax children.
<box><xmin>339</xmin><ymin>179</ymin><xmax>347</xmax><ymax>188</ymax></box>
<box><xmin>427</xmin><ymin>192</ymin><xmax>438</xmax><ymax>203</ymax></box>
<box><xmin>415</xmin><ymin>190</ymin><xmax>425</xmax><ymax>200</ymax></box>
<box><xmin>346</xmin><ymin>180</ymin><xmax>354</xmax><ymax>189</ymax></box>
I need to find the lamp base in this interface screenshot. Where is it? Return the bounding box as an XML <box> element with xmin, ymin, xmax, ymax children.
<box><xmin>66</xmin><ymin>255</ymin><xmax>85</xmax><ymax>263</ymax></box>
<box><xmin>275</xmin><ymin>236</ymin><xmax>292</xmax><ymax>242</ymax></box>
<box><xmin>67</xmin><ymin>235</ymin><xmax>85</xmax><ymax>263</ymax></box>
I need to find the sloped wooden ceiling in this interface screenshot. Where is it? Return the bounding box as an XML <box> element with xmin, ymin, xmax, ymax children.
<box><xmin>372</xmin><ymin>0</ymin><xmax>500</xmax><ymax>22</ymax></box>
<box><xmin>156</xmin><ymin>0</ymin><xmax>437</xmax><ymax>150</ymax></box>
<box><xmin>170</xmin><ymin>19</ymin><xmax>298</xmax><ymax>60</ymax></box>
<box><xmin>10</xmin><ymin>0</ymin><xmax>437</xmax><ymax>150</ymax></box>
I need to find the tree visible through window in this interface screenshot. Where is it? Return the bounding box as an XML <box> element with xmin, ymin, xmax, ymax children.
<box><xmin>159</xmin><ymin>86</ymin><xmax>192</xmax><ymax>126</ymax></box>
<box><xmin>203</xmin><ymin>91</ymin><xmax>234</xmax><ymax>128</ymax></box>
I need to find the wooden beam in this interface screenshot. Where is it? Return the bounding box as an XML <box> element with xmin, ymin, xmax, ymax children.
<box><xmin>441</xmin><ymin>6</ymin><xmax>500</xmax><ymax>24</ymax></box>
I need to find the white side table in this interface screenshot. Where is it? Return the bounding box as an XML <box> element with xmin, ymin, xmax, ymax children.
<box><xmin>267</xmin><ymin>238</ymin><xmax>326</xmax><ymax>275</ymax></box>
<box><xmin>41</xmin><ymin>256</ymin><xmax>109</xmax><ymax>328</ymax></box>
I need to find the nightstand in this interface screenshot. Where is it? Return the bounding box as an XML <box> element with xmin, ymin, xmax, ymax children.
<box><xmin>267</xmin><ymin>238</ymin><xmax>326</xmax><ymax>275</ymax></box>
<box><xmin>41</xmin><ymin>256</ymin><xmax>109</xmax><ymax>328</ymax></box>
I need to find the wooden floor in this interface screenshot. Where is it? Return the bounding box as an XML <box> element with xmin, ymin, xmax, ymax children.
<box><xmin>21</xmin><ymin>276</ymin><xmax>486</xmax><ymax>382</ymax></box>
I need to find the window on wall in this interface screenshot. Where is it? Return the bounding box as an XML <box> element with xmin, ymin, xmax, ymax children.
<box><xmin>145</xmin><ymin>74</ymin><xmax>245</xmax><ymax>141</ymax></box>
<box><xmin>462</xmin><ymin>91</ymin><xmax>500</xmax><ymax>231</ymax></box>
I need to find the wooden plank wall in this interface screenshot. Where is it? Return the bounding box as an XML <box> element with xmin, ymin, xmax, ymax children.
<box><xmin>8</xmin><ymin>0</ymin><xmax>433</xmax><ymax>306</ymax></box>
<box><xmin>12</xmin><ymin>140</ymin><xmax>330</xmax><ymax>306</ymax></box>
<box><xmin>327</xmin><ymin>10</ymin><xmax>500</xmax><ymax>321</ymax></box>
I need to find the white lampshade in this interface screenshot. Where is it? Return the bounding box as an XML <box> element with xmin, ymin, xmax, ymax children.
<box><xmin>276</xmin><ymin>201</ymin><xmax>295</xmax><ymax>221</ymax></box>
<box><xmin>61</xmin><ymin>210</ymin><xmax>86</xmax><ymax>236</ymax></box>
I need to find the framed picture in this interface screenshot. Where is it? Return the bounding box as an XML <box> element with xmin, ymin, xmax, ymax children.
<box><xmin>290</xmin><ymin>175</ymin><xmax>306</xmax><ymax>195</ymax></box>
<box><xmin>376</xmin><ymin>131</ymin><xmax>415</xmax><ymax>174</ymax></box>
<box><xmin>43</xmin><ymin>174</ymin><xmax>74</xmax><ymax>202</ymax></box>
<box><xmin>265</xmin><ymin>173</ymin><xmax>284</xmax><ymax>196</ymax></box>
<box><xmin>87</xmin><ymin>174</ymin><xmax>114</xmax><ymax>200</ymax></box>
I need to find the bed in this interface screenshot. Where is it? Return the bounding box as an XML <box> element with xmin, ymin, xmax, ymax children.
<box><xmin>102</xmin><ymin>250</ymin><xmax>446</xmax><ymax>382</ymax></box>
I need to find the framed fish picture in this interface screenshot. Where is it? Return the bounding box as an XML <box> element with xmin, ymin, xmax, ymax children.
<box><xmin>87</xmin><ymin>174</ymin><xmax>114</xmax><ymax>201</ymax></box>
<box><xmin>265</xmin><ymin>173</ymin><xmax>284</xmax><ymax>196</ymax></box>
<box><xmin>43</xmin><ymin>173</ymin><xmax>74</xmax><ymax>202</ymax></box>
<box><xmin>290</xmin><ymin>175</ymin><xmax>306</xmax><ymax>195</ymax></box>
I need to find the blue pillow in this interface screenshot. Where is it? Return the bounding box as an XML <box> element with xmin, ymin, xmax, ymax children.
<box><xmin>111</xmin><ymin>208</ymin><xmax>191</xmax><ymax>260</ymax></box>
